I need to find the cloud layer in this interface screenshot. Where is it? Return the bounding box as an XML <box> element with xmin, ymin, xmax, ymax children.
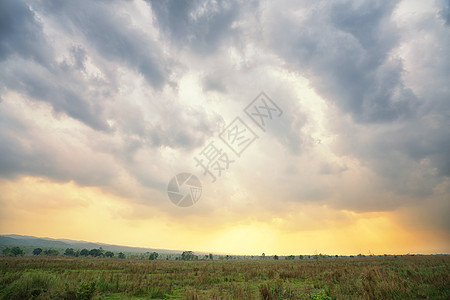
<box><xmin>0</xmin><ymin>0</ymin><xmax>449</xmax><ymax>254</ymax></box>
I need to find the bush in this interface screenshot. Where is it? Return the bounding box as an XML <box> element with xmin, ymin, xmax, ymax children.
<box><xmin>32</xmin><ymin>248</ymin><xmax>42</xmax><ymax>256</ymax></box>
<box><xmin>1</xmin><ymin>272</ymin><xmax>51</xmax><ymax>299</ymax></box>
<box><xmin>64</xmin><ymin>248</ymin><xmax>75</xmax><ymax>256</ymax></box>
<box><xmin>149</xmin><ymin>252</ymin><xmax>158</xmax><ymax>260</ymax></box>
<box><xmin>309</xmin><ymin>289</ymin><xmax>332</xmax><ymax>300</ymax></box>
<box><xmin>259</xmin><ymin>280</ymin><xmax>295</xmax><ymax>299</ymax></box>
<box><xmin>2</xmin><ymin>247</ymin><xmax>24</xmax><ymax>257</ymax></box>
<box><xmin>43</xmin><ymin>249</ymin><xmax>59</xmax><ymax>256</ymax></box>
<box><xmin>77</xmin><ymin>282</ymin><xmax>96</xmax><ymax>300</ymax></box>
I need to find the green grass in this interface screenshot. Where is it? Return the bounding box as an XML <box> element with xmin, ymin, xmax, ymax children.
<box><xmin>0</xmin><ymin>256</ymin><xmax>448</xmax><ymax>299</ymax></box>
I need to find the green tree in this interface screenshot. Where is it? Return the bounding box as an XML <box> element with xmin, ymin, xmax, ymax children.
<box><xmin>261</xmin><ymin>253</ymin><xmax>265</xmax><ymax>259</ymax></box>
<box><xmin>80</xmin><ymin>249</ymin><xmax>89</xmax><ymax>256</ymax></box>
<box><xmin>44</xmin><ymin>249</ymin><xmax>59</xmax><ymax>256</ymax></box>
<box><xmin>89</xmin><ymin>249</ymin><xmax>103</xmax><ymax>257</ymax></box>
<box><xmin>209</xmin><ymin>253</ymin><xmax>213</xmax><ymax>260</ymax></box>
<box><xmin>2</xmin><ymin>247</ymin><xmax>11</xmax><ymax>256</ymax></box>
<box><xmin>5</xmin><ymin>247</ymin><xmax>24</xmax><ymax>257</ymax></box>
<box><xmin>273</xmin><ymin>255</ymin><xmax>279</xmax><ymax>260</ymax></box>
<box><xmin>181</xmin><ymin>251</ymin><xmax>194</xmax><ymax>261</ymax></box>
<box><xmin>149</xmin><ymin>252</ymin><xmax>158</xmax><ymax>260</ymax></box>
<box><xmin>12</xmin><ymin>247</ymin><xmax>24</xmax><ymax>256</ymax></box>
<box><xmin>33</xmin><ymin>248</ymin><xmax>43</xmax><ymax>255</ymax></box>
<box><xmin>118</xmin><ymin>252</ymin><xmax>125</xmax><ymax>259</ymax></box>
<box><xmin>64</xmin><ymin>248</ymin><xmax>75</xmax><ymax>256</ymax></box>
<box><xmin>105</xmin><ymin>251</ymin><xmax>114</xmax><ymax>258</ymax></box>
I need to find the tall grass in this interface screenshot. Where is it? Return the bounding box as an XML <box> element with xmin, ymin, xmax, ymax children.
<box><xmin>0</xmin><ymin>256</ymin><xmax>448</xmax><ymax>299</ymax></box>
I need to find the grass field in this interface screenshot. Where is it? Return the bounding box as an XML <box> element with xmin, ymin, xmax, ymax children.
<box><xmin>0</xmin><ymin>256</ymin><xmax>449</xmax><ymax>299</ymax></box>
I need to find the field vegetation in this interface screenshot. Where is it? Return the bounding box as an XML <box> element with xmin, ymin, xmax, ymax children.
<box><xmin>1</xmin><ymin>254</ymin><xmax>449</xmax><ymax>299</ymax></box>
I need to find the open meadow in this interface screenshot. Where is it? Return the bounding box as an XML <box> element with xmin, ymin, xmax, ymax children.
<box><xmin>0</xmin><ymin>255</ymin><xmax>449</xmax><ymax>299</ymax></box>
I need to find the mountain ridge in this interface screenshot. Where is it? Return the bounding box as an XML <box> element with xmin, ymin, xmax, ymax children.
<box><xmin>0</xmin><ymin>234</ymin><xmax>186</xmax><ymax>254</ymax></box>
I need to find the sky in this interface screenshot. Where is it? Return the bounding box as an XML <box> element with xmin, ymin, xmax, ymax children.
<box><xmin>0</xmin><ymin>0</ymin><xmax>449</xmax><ymax>256</ymax></box>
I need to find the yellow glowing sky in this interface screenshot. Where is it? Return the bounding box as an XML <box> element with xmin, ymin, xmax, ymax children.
<box><xmin>1</xmin><ymin>176</ymin><xmax>448</xmax><ymax>255</ymax></box>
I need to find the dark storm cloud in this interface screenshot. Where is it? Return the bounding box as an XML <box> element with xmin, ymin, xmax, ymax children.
<box><xmin>0</xmin><ymin>0</ymin><xmax>172</xmax><ymax>132</ymax></box>
<box><xmin>35</xmin><ymin>0</ymin><xmax>169</xmax><ymax>88</ymax></box>
<box><xmin>1</xmin><ymin>58</ymin><xmax>108</xmax><ymax>131</ymax></box>
<box><xmin>267</xmin><ymin>0</ymin><xmax>417</xmax><ymax>123</ymax></box>
<box><xmin>0</xmin><ymin>0</ymin><xmax>49</xmax><ymax>64</ymax></box>
<box><xmin>0</xmin><ymin>0</ymin><xmax>109</xmax><ymax>131</ymax></box>
<box><xmin>148</xmin><ymin>0</ymin><xmax>245</xmax><ymax>55</ymax></box>
<box><xmin>0</xmin><ymin>0</ymin><xmax>223</xmax><ymax>190</ymax></box>
<box><xmin>263</xmin><ymin>0</ymin><xmax>449</xmax><ymax>191</ymax></box>
<box><xmin>441</xmin><ymin>0</ymin><xmax>450</xmax><ymax>25</ymax></box>
<box><xmin>1</xmin><ymin>0</ymin><xmax>448</xmax><ymax>214</ymax></box>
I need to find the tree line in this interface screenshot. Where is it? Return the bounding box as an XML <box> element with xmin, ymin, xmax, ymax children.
<box><xmin>3</xmin><ymin>247</ymin><xmax>340</xmax><ymax>260</ymax></box>
<box><xmin>2</xmin><ymin>248</ymin><xmax>208</xmax><ymax>261</ymax></box>
<box><xmin>1</xmin><ymin>247</ymin><xmax>126</xmax><ymax>258</ymax></box>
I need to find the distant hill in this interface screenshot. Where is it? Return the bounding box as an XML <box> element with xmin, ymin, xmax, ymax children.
<box><xmin>0</xmin><ymin>234</ymin><xmax>183</xmax><ymax>254</ymax></box>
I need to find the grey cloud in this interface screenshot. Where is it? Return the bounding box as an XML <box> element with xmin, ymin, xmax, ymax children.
<box><xmin>441</xmin><ymin>0</ymin><xmax>450</xmax><ymax>25</ymax></box>
<box><xmin>0</xmin><ymin>0</ymin><xmax>225</xmax><ymax>191</ymax></box>
<box><xmin>0</xmin><ymin>0</ymin><xmax>111</xmax><ymax>131</ymax></box>
<box><xmin>269</xmin><ymin>103</ymin><xmax>306</xmax><ymax>155</ymax></box>
<box><xmin>0</xmin><ymin>87</ymin><xmax>224</xmax><ymax>192</ymax></box>
<box><xmin>404</xmin><ymin>186</ymin><xmax>450</xmax><ymax>232</ymax></box>
<box><xmin>0</xmin><ymin>0</ymin><xmax>50</xmax><ymax>65</ymax></box>
<box><xmin>149</xmin><ymin>0</ymin><xmax>245</xmax><ymax>55</ymax></box>
<box><xmin>332</xmin><ymin>112</ymin><xmax>450</xmax><ymax>201</ymax></box>
<box><xmin>151</xmin><ymin>105</ymin><xmax>225</xmax><ymax>149</ymax></box>
<box><xmin>35</xmin><ymin>0</ymin><xmax>169</xmax><ymax>89</ymax></box>
<box><xmin>1</xmin><ymin>0</ymin><xmax>449</xmax><ymax>218</ymax></box>
<box><xmin>107</xmin><ymin>93</ymin><xmax>225</xmax><ymax>152</ymax></box>
<box><xmin>0</xmin><ymin>111</ymin><xmax>118</xmax><ymax>186</ymax></box>
<box><xmin>378</xmin><ymin>117</ymin><xmax>450</xmax><ymax>179</ymax></box>
<box><xmin>0</xmin><ymin>57</ymin><xmax>109</xmax><ymax>131</ymax></box>
<box><xmin>267</xmin><ymin>0</ymin><xmax>417</xmax><ymax>123</ymax></box>
<box><xmin>61</xmin><ymin>46</ymin><xmax>87</xmax><ymax>71</ymax></box>
<box><xmin>263</xmin><ymin>0</ymin><xmax>449</xmax><ymax>201</ymax></box>
<box><xmin>318</xmin><ymin>162</ymin><xmax>348</xmax><ymax>175</ymax></box>
<box><xmin>0</xmin><ymin>0</ymin><xmax>172</xmax><ymax>132</ymax></box>
<box><xmin>203</xmin><ymin>75</ymin><xmax>227</xmax><ymax>93</ymax></box>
